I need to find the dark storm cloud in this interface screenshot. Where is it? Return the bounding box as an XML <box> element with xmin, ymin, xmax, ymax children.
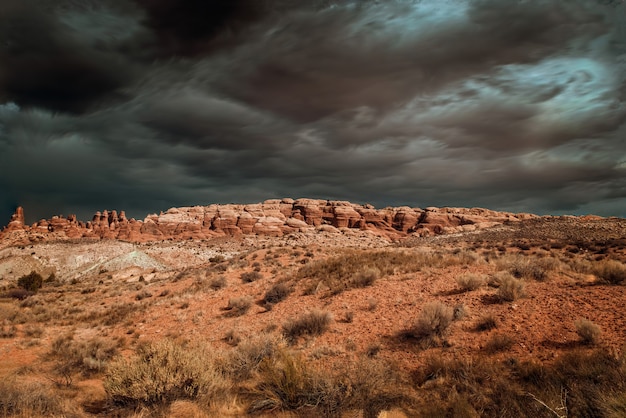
<box><xmin>1</xmin><ymin>0</ymin><xmax>626</xmax><ymax>225</ymax></box>
<box><xmin>0</xmin><ymin>0</ymin><xmax>150</xmax><ymax>113</ymax></box>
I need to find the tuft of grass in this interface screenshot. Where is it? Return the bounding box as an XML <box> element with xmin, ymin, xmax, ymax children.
<box><xmin>484</xmin><ymin>333</ymin><xmax>515</xmax><ymax>354</ymax></box>
<box><xmin>263</xmin><ymin>283</ymin><xmax>292</xmax><ymax>305</ymax></box>
<box><xmin>282</xmin><ymin>310</ymin><xmax>332</xmax><ymax>343</ymax></box>
<box><xmin>49</xmin><ymin>333</ymin><xmax>119</xmax><ymax>377</ymax></box>
<box><xmin>241</xmin><ymin>271</ymin><xmax>262</xmax><ymax>283</ymax></box>
<box><xmin>455</xmin><ymin>273</ymin><xmax>485</xmax><ymax>292</ymax></box>
<box><xmin>208</xmin><ymin>275</ymin><xmax>227</xmax><ymax>290</ymax></box>
<box><xmin>224</xmin><ymin>296</ymin><xmax>253</xmax><ymax>317</ymax></box>
<box><xmin>401</xmin><ymin>302</ymin><xmax>453</xmax><ymax>345</ymax></box>
<box><xmin>475</xmin><ymin>315</ymin><xmax>498</xmax><ymax>331</ymax></box>
<box><xmin>497</xmin><ymin>275</ymin><xmax>526</xmax><ymax>302</ymax></box>
<box><xmin>575</xmin><ymin>318</ymin><xmax>601</xmax><ymax>345</ymax></box>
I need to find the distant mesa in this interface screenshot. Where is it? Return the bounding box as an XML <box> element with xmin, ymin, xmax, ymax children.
<box><xmin>0</xmin><ymin>199</ymin><xmax>539</xmax><ymax>245</ymax></box>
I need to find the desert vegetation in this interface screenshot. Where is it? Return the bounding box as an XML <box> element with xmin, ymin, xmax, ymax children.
<box><xmin>0</xmin><ymin>216</ymin><xmax>625</xmax><ymax>416</ymax></box>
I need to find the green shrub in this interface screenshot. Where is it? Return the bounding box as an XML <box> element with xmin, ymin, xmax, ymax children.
<box><xmin>17</xmin><ymin>271</ymin><xmax>43</xmax><ymax>292</ymax></box>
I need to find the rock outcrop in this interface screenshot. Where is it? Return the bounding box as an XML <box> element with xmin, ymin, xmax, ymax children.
<box><xmin>0</xmin><ymin>199</ymin><xmax>539</xmax><ymax>245</ymax></box>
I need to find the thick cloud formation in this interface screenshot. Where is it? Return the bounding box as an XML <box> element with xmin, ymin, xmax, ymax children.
<box><xmin>1</xmin><ymin>0</ymin><xmax>625</xmax><ymax>224</ymax></box>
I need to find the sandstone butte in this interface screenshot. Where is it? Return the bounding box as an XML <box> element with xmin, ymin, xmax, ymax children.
<box><xmin>0</xmin><ymin>198</ymin><xmax>540</xmax><ymax>246</ymax></box>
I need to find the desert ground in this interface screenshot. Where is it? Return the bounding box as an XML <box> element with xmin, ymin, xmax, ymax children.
<box><xmin>1</xmin><ymin>212</ymin><xmax>626</xmax><ymax>417</ymax></box>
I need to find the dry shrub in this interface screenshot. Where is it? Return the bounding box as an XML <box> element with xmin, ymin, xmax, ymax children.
<box><xmin>263</xmin><ymin>282</ymin><xmax>292</xmax><ymax>305</ymax></box>
<box><xmin>224</xmin><ymin>296</ymin><xmax>253</xmax><ymax>317</ymax></box>
<box><xmin>241</xmin><ymin>271</ymin><xmax>262</xmax><ymax>283</ymax></box>
<box><xmin>484</xmin><ymin>333</ymin><xmax>515</xmax><ymax>354</ymax></box>
<box><xmin>0</xmin><ymin>379</ymin><xmax>63</xmax><ymax>417</ymax></box>
<box><xmin>575</xmin><ymin>318</ymin><xmax>601</xmax><ymax>345</ymax></box>
<box><xmin>208</xmin><ymin>275</ymin><xmax>227</xmax><ymax>290</ymax></box>
<box><xmin>221</xmin><ymin>334</ymin><xmax>282</xmax><ymax>380</ymax></box>
<box><xmin>350</xmin><ymin>267</ymin><xmax>381</xmax><ymax>289</ymax></box>
<box><xmin>401</xmin><ymin>302</ymin><xmax>453</xmax><ymax>345</ymax></box>
<box><xmin>282</xmin><ymin>310</ymin><xmax>332</xmax><ymax>343</ymax></box>
<box><xmin>455</xmin><ymin>273</ymin><xmax>485</xmax><ymax>292</ymax></box>
<box><xmin>0</xmin><ymin>324</ymin><xmax>17</xmax><ymax>338</ymax></box>
<box><xmin>50</xmin><ymin>333</ymin><xmax>119</xmax><ymax>377</ymax></box>
<box><xmin>593</xmin><ymin>259</ymin><xmax>626</xmax><ymax>284</ymax></box>
<box><xmin>474</xmin><ymin>315</ymin><xmax>497</xmax><ymax>332</ymax></box>
<box><xmin>497</xmin><ymin>275</ymin><xmax>525</xmax><ymax>302</ymax></box>
<box><xmin>104</xmin><ymin>339</ymin><xmax>227</xmax><ymax>407</ymax></box>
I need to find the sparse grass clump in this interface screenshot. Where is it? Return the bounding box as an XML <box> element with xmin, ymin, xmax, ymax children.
<box><xmin>455</xmin><ymin>273</ymin><xmax>485</xmax><ymax>292</ymax></box>
<box><xmin>484</xmin><ymin>333</ymin><xmax>515</xmax><ymax>353</ymax></box>
<box><xmin>497</xmin><ymin>275</ymin><xmax>526</xmax><ymax>302</ymax></box>
<box><xmin>401</xmin><ymin>302</ymin><xmax>453</xmax><ymax>345</ymax></box>
<box><xmin>263</xmin><ymin>283</ymin><xmax>292</xmax><ymax>305</ymax></box>
<box><xmin>208</xmin><ymin>275</ymin><xmax>227</xmax><ymax>290</ymax></box>
<box><xmin>224</xmin><ymin>296</ymin><xmax>253</xmax><ymax>317</ymax></box>
<box><xmin>475</xmin><ymin>315</ymin><xmax>498</xmax><ymax>331</ymax></box>
<box><xmin>241</xmin><ymin>271</ymin><xmax>262</xmax><ymax>283</ymax></box>
<box><xmin>282</xmin><ymin>310</ymin><xmax>332</xmax><ymax>343</ymax></box>
<box><xmin>50</xmin><ymin>333</ymin><xmax>119</xmax><ymax>377</ymax></box>
<box><xmin>350</xmin><ymin>267</ymin><xmax>381</xmax><ymax>289</ymax></box>
<box><xmin>575</xmin><ymin>318</ymin><xmax>601</xmax><ymax>345</ymax></box>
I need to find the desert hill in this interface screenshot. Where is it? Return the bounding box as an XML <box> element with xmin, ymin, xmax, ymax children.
<box><xmin>0</xmin><ymin>199</ymin><xmax>625</xmax><ymax>417</ymax></box>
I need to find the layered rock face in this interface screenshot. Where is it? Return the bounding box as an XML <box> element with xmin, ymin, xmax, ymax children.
<box><xmin>0</xmin><ymin>198</ymin><xmax>537</xmax><ymax>244</ymax></box>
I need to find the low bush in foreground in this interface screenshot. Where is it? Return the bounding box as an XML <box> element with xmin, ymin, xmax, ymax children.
<box><xmin>593</xmin><ymin>259</ymin><xmax>626</xmax><ymax>284</ymax></box>
<box><xmin>0</xmin><ymin>380</ymin><xmax>63</xmax><ymax>417</ymax></box>
<box><xmin>104</xmin><ymin>339</ymin><xmax>227</xmax><ymax>407</ymax></box>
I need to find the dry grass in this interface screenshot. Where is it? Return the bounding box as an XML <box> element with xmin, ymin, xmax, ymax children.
<box><xmin>455</xmin><ymin>273</ymin><xmax>485</xmax><ymax>292</ymax></box>
<box><xmin>263</xmin><ymin>282</ymin><xmax>292</xmax><ymax>305</ymax></box>
<box><xmin>224</xmin><ymin>296</ymin><xmax>253</xmax><ymax>317</ymax></box>
<box><xmin>593</xmin><ymin>259</ymin><xmax>626</xmax><ymax>284</ymax></box>
<box><xmin>298</xmin><ymin>249</ymin><xmax>476</xmax><ymax>295</ymax></box>
<box><xmin>282</xmin><ymin>310</ymin><xmax>333</xmax><ymax>343</ymax></box>
<box><xmin>575</xmin><ymin>318</ymin><xmax>602</xmax><ymax>345</ymax></box>
<box><xmin>401</xmin><ymin>302</ymin><xmax>454</xmax><ymax>346</ymax></box>
<box><xmin>475</xmin><ymin>314</ymin><xmax>498</xmax><ymax>331</ymax></box>
<box><xmin>0</xmin><ymin>379</ymin><xmax>64</xmax><ymax>417</ymax></box>
<box><xmin>497</xmin><ymin>275</ymin><xmax>526</xmax><ymax>302</ymax></box>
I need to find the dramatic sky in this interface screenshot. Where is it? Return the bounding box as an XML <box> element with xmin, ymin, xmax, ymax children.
<box><xmin>1</xmin><ymin>0</ymin><xmax>625</xmax><ymax>224</ymax></box>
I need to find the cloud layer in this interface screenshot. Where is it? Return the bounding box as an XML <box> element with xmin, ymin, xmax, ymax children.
<box><xmin>1</xmin><ymin>0</ymin><xmax>625</xmax><ymax>223</ymax></box>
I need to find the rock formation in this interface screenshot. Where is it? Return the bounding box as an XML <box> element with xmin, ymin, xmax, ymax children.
<box><xmin>0</xmin><ymin>199</ymin><xmax>540</xmax><ymax>245</ymax></box>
